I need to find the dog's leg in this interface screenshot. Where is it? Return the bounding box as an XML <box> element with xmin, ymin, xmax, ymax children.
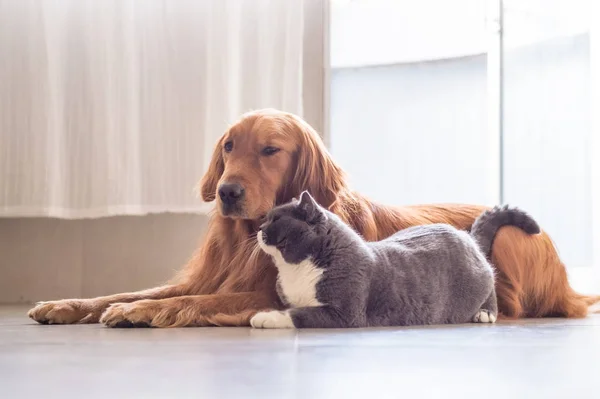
<box><xmin>27</xmin><ymin>285</ymin><xmax>186</xmax><ymax>325</ymax></box>
<box><xmin>100</xmin><ymin>291</ymin><xmax>280</xmax><ymax>328</ymax></box>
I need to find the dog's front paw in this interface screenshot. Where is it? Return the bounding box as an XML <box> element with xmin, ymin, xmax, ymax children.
<box><xmin>100</xmin><ymin>302</ymin><xmax>154</xmax><ymax>328</ymax></box>
<box><xmin>250</xmin><ymin>310</ymin><xmax>295</xmax><ymax>329</ymax></box>
<box><xmin>28</xmin><ymin>299</ymin><xmax>102</xmax><ymax>324</ymax></box>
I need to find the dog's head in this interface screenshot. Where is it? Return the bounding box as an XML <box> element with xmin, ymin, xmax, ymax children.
<box><xmin>199</xmin><ymin>109</ymin><xmax>345</xmax><ymax>220</ymax></box>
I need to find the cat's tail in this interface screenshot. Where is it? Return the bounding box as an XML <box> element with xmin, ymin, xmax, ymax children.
<box><xmin>470</xmin><ymin>205</ymin><xmax>541</xmax><ymax>258</ymax></box>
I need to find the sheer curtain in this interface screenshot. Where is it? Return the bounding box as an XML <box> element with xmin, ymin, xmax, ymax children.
<box><xmin>0</xmin><ymin>0</ymin><xmax>305</xmax><ymax>218</ymax></box>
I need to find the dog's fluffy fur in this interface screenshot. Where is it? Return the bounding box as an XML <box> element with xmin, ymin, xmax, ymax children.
<box><xmin>28</xmin><ymin>109</ymin><xmax>600</xmax><ymax>327</ymax></box>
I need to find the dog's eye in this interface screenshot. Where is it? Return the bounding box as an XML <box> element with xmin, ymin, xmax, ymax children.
<box><xmin>224</xmin><ymin>141</ymin><xmax>233</xmax><ymax>153</ymax></box>
<box><xmin>262</xmin><ymin>146</ymin><xmax>280</xmax><ymax>156</ymax></box>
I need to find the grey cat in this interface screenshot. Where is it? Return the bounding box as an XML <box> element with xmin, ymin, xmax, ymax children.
<box><xmin>250</xmin><ymin>191</ymin><xmax>540</xmax><ymax>329</ymax></box>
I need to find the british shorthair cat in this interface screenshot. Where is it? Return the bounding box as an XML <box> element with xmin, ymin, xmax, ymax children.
<box><xmin>251</xmin><ymin>191</ymin><xmax>540</xmax><ymax>329</ymax></box>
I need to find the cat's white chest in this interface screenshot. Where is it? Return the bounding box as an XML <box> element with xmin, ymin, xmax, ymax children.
<box><xmin>257</xmin><ymin>231</ymin><xmax>324</xmax><ymax>308</ymax></box>
<box><xmin>273</xmin><ymin>256</ymin><xmax>324</xmax><ymax>308</ymax></box>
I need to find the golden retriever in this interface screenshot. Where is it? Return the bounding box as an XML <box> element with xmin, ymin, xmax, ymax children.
<box><xmin>28</xmin><ymin>109</ymin><xmax>600</xmax><ymax>327</ymax></box>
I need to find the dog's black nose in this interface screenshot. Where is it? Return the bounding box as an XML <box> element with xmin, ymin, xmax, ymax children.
<box><xmin>218</xmin><ymin>183</ymin><xmax>245</xmax><ymax>205</ymax></box>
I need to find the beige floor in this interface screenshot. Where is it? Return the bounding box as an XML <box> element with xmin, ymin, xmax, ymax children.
<box><xmin>1</xmin><ymin>305</ymin><xmax>599</xmax><ymax>399</ymax></box>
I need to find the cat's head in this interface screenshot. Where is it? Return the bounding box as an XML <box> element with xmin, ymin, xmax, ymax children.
<box><xmin>257</xmin><ymin>190</ymin><xmax>329</xmax><ymax>264</ymax></box>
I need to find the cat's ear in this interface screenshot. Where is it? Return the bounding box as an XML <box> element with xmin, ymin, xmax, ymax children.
<box><xmin>299</xmin><ymin>191</ymin><xmax>320</xmax><ymax>221</ymax></box>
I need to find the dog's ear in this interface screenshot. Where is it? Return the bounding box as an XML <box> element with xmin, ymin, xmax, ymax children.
<box><xmin>286</xmin><ymin>117</ymin><xmax>345</xmax><ymax>209</ymax></box>
<box><xmin>198</xmin><ymin>137</ymin><xmax>224</xmax><ymax>202</ymax></box>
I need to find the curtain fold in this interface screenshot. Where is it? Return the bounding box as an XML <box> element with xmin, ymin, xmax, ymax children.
<box><xmin>0</xmin><ymin>0</ymin><xmax>305</xmax><ymax>218</ymax></box>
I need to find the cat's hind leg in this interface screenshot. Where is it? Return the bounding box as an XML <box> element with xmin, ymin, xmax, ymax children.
<box><xmin>288</xmin><ymin>306</ymin><xmax>352</xmax><ymax>328</ymax></box>
<box><xmin>473</xmin><ymin>287</ymin><xmax>498</xmax><ymax>324</ymax></box>
<box><xmin>473</xmin><ymin>309</ymin><xmax>496</xmax><ymax>323</ymax></box>
<box><xmin>291</xmin><ymin>306</ymin><xmax>351</xmax><ymax>328</ymax></box>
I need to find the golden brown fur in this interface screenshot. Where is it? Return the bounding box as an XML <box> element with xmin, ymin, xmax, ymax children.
<box><xmin>28</xmin><ymin>109</ymin><xmax>600</xmax><ymax>327</ymax></box>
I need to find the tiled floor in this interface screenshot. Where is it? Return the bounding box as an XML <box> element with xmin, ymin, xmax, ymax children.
<box><xmin>1</xmin><ymin>305</ymin><xmax>599</xmax><ymax>398</ymax></box>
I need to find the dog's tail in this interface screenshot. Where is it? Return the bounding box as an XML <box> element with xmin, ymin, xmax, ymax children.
<box><xmin>470</xmin><ymin>205</ymin><xmax>541</xmax><ymax>257</ymax></box>
<box><xmin>572</xmin><ymin>292</ymin><xmax>600</xmax><ymax>314</ymax></box>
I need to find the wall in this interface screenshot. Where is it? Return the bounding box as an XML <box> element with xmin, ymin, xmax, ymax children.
<box><xmin>330</xmin><ymin>54</ymin><xmax>492</xmax><ymax>206</ymax></box>
<box><xmin>0</xmin><ymin>214</ymin><xmax>208</xmax><ymax>303</ymax></box>
<box><xmin>503</xmin><ymin>33</ymin><xmax>593</xmax><ymax>268</ymax></box>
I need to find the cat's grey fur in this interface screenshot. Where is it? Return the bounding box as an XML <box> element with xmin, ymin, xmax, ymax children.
<box><xmin>251</xmin><ymin>191</ymin><xmax>540</xmax><ymax>329</ymax></box>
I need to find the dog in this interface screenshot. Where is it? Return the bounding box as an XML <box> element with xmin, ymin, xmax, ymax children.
<box><xmin>28</xmin><ymin>109</ymin><xmax>600</xmax><ymax>327</ymax></box>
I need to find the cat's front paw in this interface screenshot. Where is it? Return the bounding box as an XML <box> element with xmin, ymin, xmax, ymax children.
<box><xmin>473</xmin><ymin>309</ymin><xmax>497</xmax><ymax>323</ymax></box>
<box><xmin>250</xmin><ymin>310</ymin><xmax>295</xmax><ymax>329</ymax></box>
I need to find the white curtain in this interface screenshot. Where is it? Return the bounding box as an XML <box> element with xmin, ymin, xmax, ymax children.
<box><xmin>0</xmin><ymin>0</ymin><xmax>305</xmax><ymax>218</ymax></box>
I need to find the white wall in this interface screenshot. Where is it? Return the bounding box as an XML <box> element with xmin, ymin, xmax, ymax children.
<box><xmin>503</xmin><ymin>33</ymin><xmax>593</xmax><ymax>268</ymax></box>
<box><xmin>330</xmin><ymin>56</ymin><xmax>493</xmax><ymax>206</ymax></box>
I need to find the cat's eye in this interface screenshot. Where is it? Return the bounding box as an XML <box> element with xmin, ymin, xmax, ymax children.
<box><xmin>262</xmin><ymin>146</ymin><xmax>280</xmax><ymax>156</ymax></box>
<box><xmin>224</xmin><ymin>141</ymin><xmax>233</xmax><ymax>153</ymax></box>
